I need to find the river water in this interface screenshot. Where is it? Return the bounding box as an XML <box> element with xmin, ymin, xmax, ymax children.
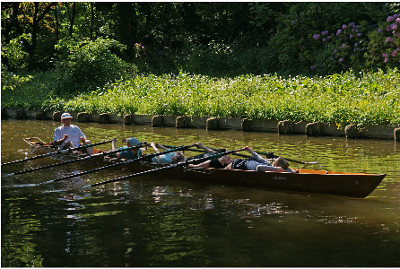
<box><xmin>1</xmin><ymin>119</ymin><xmax>400</xmax><ymax>267</ymax></box>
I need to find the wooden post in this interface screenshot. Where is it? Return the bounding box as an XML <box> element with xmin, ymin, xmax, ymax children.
<box><xmin>77</xmin><ymin>112</ymin><xmax>88</xmax><ymax>122</ymax></box>
<box><xmin>206</xmin><ymin>117</ymin><xmax>219</xmax><ymax>130</ymax></box>
<box><xmin>306</xmin><ymin>122</ymin><xmax>321</xmax><ymax>137</ymax></box>
<box><xmin>176</xmin><ymin>116</ymin><xmax>189</xmax><ymax>128</ymax></box>
<box><xmin>152</xmin><ymin>115</ymin><xmax>164</xmax><ymax>127</ymax></box>
<box><xmin>53</xmin><ymin>111</ymin><xmax>62</xmax><ymax>121</ymax></box>
<box><xmin>278</xmin><ymin>120</ymin><xmax>294</xmax><ymax>134</ymax></box>
<box><xmin>394</xmin><ymin>127</ymin><xmax>400</xmax><ymax>142</ymax></box>
<box><xmin>99</xmin><ymin>113</ymin><xmax>109</xmax><ymax>123</ymax></box>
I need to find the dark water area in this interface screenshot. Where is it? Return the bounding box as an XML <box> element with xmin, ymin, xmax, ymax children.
<box><xmin>1</xmin><ymin>119</ymin><xmax>400</xmax><ymax>267</ymax></box>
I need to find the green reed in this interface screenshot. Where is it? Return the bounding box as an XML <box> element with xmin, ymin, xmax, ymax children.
<box><xmin>65</xmin><ymin>70</ymin><xmax>399</xmax><ymax>127</ymax></box>
<box><xmin>3</xmin><ymin>69</ymin><xmax>399</xmax><ymax>127</ymax></box>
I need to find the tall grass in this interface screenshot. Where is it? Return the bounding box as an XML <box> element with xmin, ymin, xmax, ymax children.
<box><xmin>2</xmin><ymin>69</ymin><xmax>399</xmax><ymax>127</ymax></box>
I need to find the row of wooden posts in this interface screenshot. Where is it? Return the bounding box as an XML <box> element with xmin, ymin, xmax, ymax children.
<box><xmin>2</xmin><ymin>108</ymin><xmax>400</xmax><ymax>141</ymax></box>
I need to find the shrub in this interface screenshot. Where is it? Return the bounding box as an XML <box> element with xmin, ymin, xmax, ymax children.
<box><xmin>1</xmin><ymin>71</ymin><xmax>57</xmax><ymax>110</ymax></box>
<box><xmin>312</xmin><ymin>22</ymin><xmax>371</xmax><ymax>73</ymax></box>
<box><xmin>366</xmin><ymin>14</ymin><xmax>400</xmax><ymax>69</ymax></box>
<box><xmin>1</xmin><ymin>34</ymin><xmax>31</xmax><ymax>71</ymax></box>
<box><xmin>53</xmin><ymin>37</ymin><xmax>133</xmax><ymax>94</ymax></box>
<box><xmin>1</xmin><ymin>68</ymin><xmax>32</xmax><ymax>91</ymax></box>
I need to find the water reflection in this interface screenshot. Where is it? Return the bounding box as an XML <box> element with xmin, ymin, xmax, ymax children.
<box><xmin>2</xmin><ymin>120</ymin><xmax>400</xmax><ymax>267</ymax></box>
<box><xmin>1</xmin><ymin>196</ymin><xmax>43</xmax><ymax>267</ymax></box>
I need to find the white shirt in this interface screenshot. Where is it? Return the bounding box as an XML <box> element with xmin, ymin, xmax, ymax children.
<box><xmin>54</xmin><ymin>124</ymin><xmax>86</xmax><ymax>148</ymax></box>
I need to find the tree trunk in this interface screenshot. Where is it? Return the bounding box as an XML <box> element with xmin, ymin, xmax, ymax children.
<box><xmin>90</xmin><ymin>3</ymin><xmax>94</xmax><ymax>39</ymax></box>
<box><xmin>68</xmin><ymin>3</ymin><xmax>76</xmax><ymax>36</ymax></box>
<box><xmin>26</xmin><ymin>2</ymin><xmax>56</xmax><ymax>68</ymax></box>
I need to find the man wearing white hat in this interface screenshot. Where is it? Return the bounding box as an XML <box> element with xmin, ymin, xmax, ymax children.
<box><xmin>54</xmin><ymin>112</ymin><xmax>92</xmax><ymax>153</ymax></box>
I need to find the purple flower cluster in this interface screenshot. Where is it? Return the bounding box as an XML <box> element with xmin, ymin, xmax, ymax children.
<box><xmin>134</xmin><ymin>43</ymin><xmax>145</xmax><ymax>49</ymax></box>
<box><xmin>134</xmin><ymin>43</ymin><xmax>146</xmax><ymax>58</ymax></box>
<box><xmin>380</xmin><ymin>14</ymin><xmax>400</xmax><ymax>64</ymax></box>
<box><xmin>312</xmin><ymin>21</ymin><xmax>365</xmax><ymax>70</ymax></box>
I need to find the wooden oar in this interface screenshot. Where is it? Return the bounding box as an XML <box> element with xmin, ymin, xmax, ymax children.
<box><xmin>82</xmin><ymin>148</ymin><xmax>245</xmax><ymax>189</ymax></box>
<box><xmin>3</xmin><ymin>143</ymin><xmax>147</xmax><ymax>177</ymax></box>
<box><xmin>164</xmin><ymin>144</ymin><xmax>254</xmax><ymax>160</ymax></box>
<box><xmin>165</xmin><ymin>144</ymin><xmax>317</xmax><ymax>165</ymax></box>
<box><xmin>38</xmin><ymin>144</ymin><xmax>196</xmax><ymax>186</ymax></box>
<box><xmin>1</xmin><ymin>140</ymin><xmax>113</xmax><ymax>167</ymax></box>
<box><xmin>254</xmin><ymin>150</ymin><xmax>318</xmax><ymax>165</ymax></box>
<box><xmin>187</xmin><ymin>144</ymin><xmax>317</xmax><ymax>165</ymax></box>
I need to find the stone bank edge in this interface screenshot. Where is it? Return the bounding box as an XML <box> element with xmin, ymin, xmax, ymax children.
<box><xmin>2</xmin><ymin>108</ymin><xmax>400</xmax><ymax>141</ymax></box>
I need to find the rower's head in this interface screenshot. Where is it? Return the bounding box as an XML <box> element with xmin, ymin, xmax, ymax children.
<box><xmin>171</xmin><ymin>151</ymin><xmax>185</xmax><ymax>163</ymax></box>
<box><xmin>61</xmin><ymin>113</ymin><xmax>73</xmax><ymax>126</ymax></box>
<box><xmin>272</xmin><ymin>157</ymin><xmax>290</xmax><ymax>169</ymax></box>
<box><xmin>218</xmin><ymin>154</ymin><xmax>233</xmax><ymax>166</ymax></box>
<box><xmin>127</xmin><ymin>137</ymin><xmax>141</xmax><ymax>152</ymax></box>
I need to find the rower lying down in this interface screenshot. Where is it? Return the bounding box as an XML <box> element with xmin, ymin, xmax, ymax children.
<box><xmin>149</xmin><ymin>142</ymin><xmax>185</xmax><ymax>164</ymax></box>
<box><xmin>188</xmin><ymin>146</ymin><xmax>296</xmax><ymax>173</ymax></box>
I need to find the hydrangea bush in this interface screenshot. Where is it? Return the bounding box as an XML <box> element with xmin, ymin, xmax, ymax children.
<box><xmin>313</xmin><ymin>22</ymin><xmax>369</xmax><ymax>73</ymax></box>
<box><xmin>367</xmin><ymin>14</ymin><xmax>400</xmax><ymax>68</ymax></box>
<box><xmin>312</xmin><ymin>14</ymin><xmax>400</xmax><ymax>73</ymax></box>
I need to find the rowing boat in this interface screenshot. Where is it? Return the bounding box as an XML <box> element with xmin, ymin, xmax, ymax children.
<box><xmin>23</xmin><ymin>137</ymin><xmax>103</xmax><ymax>161</ymax></box>
<box><xmin>102</xmin><ymin>158</ymin><xmax>385</xmax><ymax>198</ymax></box>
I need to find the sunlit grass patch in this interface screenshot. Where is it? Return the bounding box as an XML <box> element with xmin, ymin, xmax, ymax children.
<box><xmin>2</xmin><ymin>69</ymin><xmax>399</xmax><ymax>127</ymax></box>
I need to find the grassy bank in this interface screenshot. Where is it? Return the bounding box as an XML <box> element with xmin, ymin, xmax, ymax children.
<box><xmin>2</xmin><ymin>69</ymin><xmax>400</xmax><ymax>128</ymax></box>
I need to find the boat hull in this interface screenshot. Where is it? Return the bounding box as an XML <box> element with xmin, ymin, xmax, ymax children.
<box><xmin>110</xmin><ymin>161</ymin><xmax>386</xmax><ymax>198</ymax></box>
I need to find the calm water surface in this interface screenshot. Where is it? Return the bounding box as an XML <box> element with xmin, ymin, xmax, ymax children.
<box><xmin>1</xmin><ymin>119</ymin><xmax>400</xmax><ymax>267</ymax></box>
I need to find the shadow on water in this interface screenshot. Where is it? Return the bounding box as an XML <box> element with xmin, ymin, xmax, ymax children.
<box><xmin>1</xmin><ymin>119</ymin><xmax>400</xmax><ymax>267</ymax></box>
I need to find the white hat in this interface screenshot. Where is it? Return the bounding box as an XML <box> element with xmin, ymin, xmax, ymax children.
<box><xmin>61</xmin><ymin>113</ymin><xmax>73</xmax><ymax>120</ymax></box>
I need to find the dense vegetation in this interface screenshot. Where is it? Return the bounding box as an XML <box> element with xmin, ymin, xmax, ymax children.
<box><xmin>1</xmin><ymin>3</ymin><xmax>400</xmax><ymax>127</ymax></box>
<box><xmin>3</xmin><ymin>69</ymin><xmax>399</xmax><ymax>127</ymax></box>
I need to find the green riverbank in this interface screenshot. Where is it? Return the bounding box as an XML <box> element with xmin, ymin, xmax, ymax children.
<box><xmin>2</xmin><ymin>69</ymin><xmax>400</xmax><ymax>128</ymax></box>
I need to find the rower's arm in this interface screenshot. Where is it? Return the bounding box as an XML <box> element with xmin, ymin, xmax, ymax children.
<box><xmin>156</xmin><ymin>143</ymin><xmax>168</xmax><ymax>151</ymax></box>
<box><xmin>256</xmin><ymin>165</ymin><xmax>286</xmax><ymax>172</ymax></box>
<box><xmin>150</xmin><ymin>142</ymin><xmax>160</xmax><ymax>153</ymax></box>
<box><xmin>54</xmin><ymin>134</ymin><xmax>68</xmax><ymax>145</ymax></box>
<box><xmin>195</xmin><ymin>142</ymin><xmax>216</xmax><ymax>154</ymax></box>
<box><xmin>188</xmin><ymin>160</ymin><xmax>211</xmax><ymax>169</ymax></box>
<box><xmin>245</xmin><ymin>146</ymin><xmax>269</xmax><ymax>164</ymax></box>
<box><xmin>111</xmin><ymin>138</ymin><xmax>117</xmax><ymax>151</ymax></box>
<box><xmin>256</xmin><ymin>165</ymin><xmax>295</xmax><ymax>173</ymax></box>
<box><xmin>224</xmin><ymin>163</ymin><xmax>233</xmax><ymax>170</ymax></box>
<box><xmin>150</xmin><ymin>142</ymin><xmax>161</xmax><ymax>162</ymax></box>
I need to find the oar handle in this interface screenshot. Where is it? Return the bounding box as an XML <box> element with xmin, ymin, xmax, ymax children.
<box><xmin>5</xmin><ymin>142</ymin><xmax>148</xmax><ymax>177</ymax></box>
<box><xmin>1</xmin><ymin>139</ymin><xmax>113</xmax><ymax>167</ymax></box>
<box><xmin>83</xmin><ymin>148</ymin><xmax>245</xmax><ymax>188</ymax></box>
